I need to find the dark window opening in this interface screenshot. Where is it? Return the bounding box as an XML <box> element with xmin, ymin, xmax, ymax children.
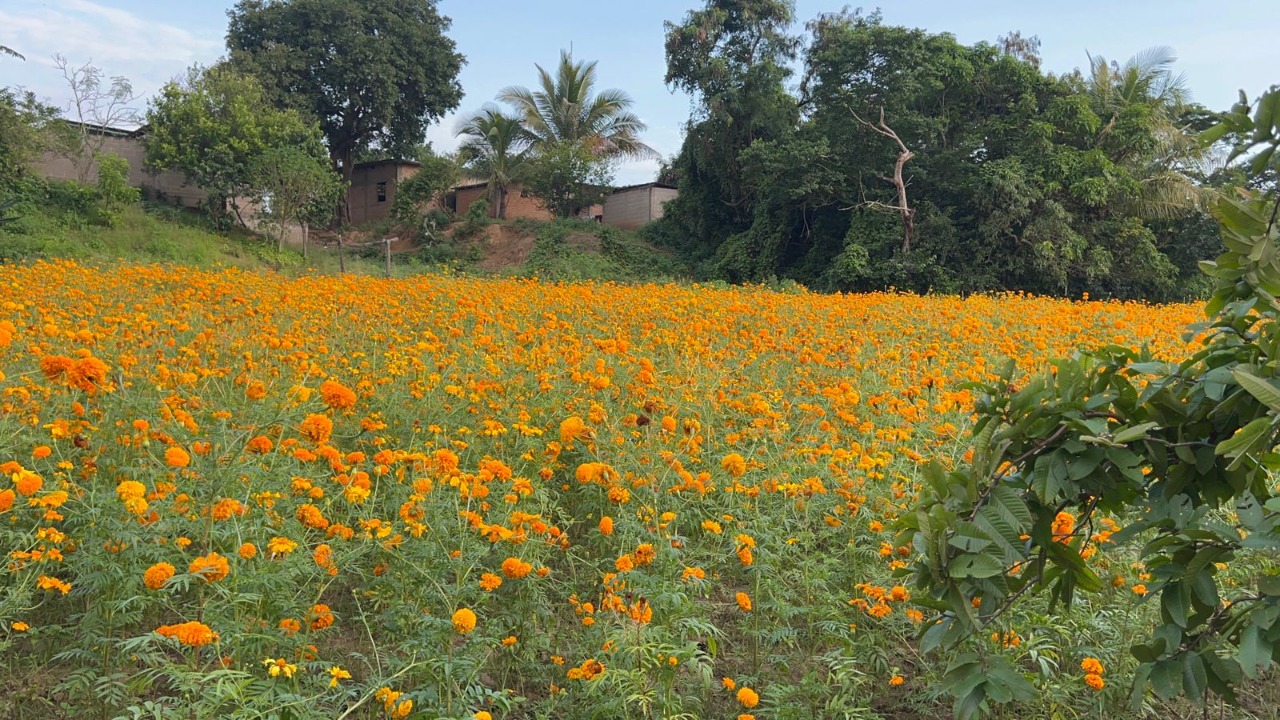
<box><xmin>376</xmin><ymin>182</ymin><xmax>388</xmax><ymax>202</ymax></box>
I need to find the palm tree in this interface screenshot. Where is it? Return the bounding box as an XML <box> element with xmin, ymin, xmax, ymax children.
<box><xmin>456</xmin><ymin>106</ymin><xmax>530</xmax><ymax>219</ymax></box>
<box><xmin>498</xmin><ymin>51</ymin><xmax>656</xmax><ymax>160</ymax></box>
<box><xmin>0</xmin><ymin>45</ymin><xmax>23</xmax><ymax>60</ymax></box>
<box><xmin>1082</xmin><ymin>46</ymin><xmax>1203</xmax><ymax>219</ymax></box>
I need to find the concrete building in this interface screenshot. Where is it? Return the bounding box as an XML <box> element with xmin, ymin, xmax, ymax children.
<box><xmin>602</xmin><ymin>182</ymin><xmax>678</xmax><ymax>230</ymax></box>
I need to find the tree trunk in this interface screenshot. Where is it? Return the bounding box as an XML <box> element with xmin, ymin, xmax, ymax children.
<box><xmin>302</xmin><ymin>222</ymin><xmax>309</xmax><ymax>261</ymax></box>
<box><xmin>892</xmin><ymin>147</ymin><xmax>915</xmax><ymax>253</ymax></box>
<box><xmin>333</xmin><ymin>146</ymin><xmax>355</xmax><ymax>226</ymax></box>
<box><xmin>337</xmin><ymin>233</ymin><xmax>345</xmax><ymax>274</ymax></box>
<box><xmin>497</xmin><ymin>187</ymin><xmax>507</xmax><ymax>220</ymax></box>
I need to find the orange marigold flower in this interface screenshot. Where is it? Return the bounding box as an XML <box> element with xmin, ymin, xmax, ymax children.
<box><xmin>452</xmin><ymin>607</ymin><xmax>477</xmax><ymax>634</ymax></box>
<box><xmin>143</xmin><ymin>562</ymin><xmax>176</xmax><ymax>590</ymax></box>
<box><xmin>722</xmin><ymin>677</ymin><xmax>736</xmax><ymax>691</ymax></box>
<box><xmin>279</xmin><ymin>618</ymin><xmax>301</xmax><ymax>635</ymax></box>
<box><xmin>1132</xmin><ymin>584</ymin><xmax>1148</xmax><ymax>596</ymax></box>
<box><xmin>0</xmin><ymin>489</ymin><xmax>14</xmax><ymax>513</ymax></box>
<box><xmin>735</xmin><ymin>592</ymin><xmax>752</xmax><ymax>612</ymax></box>
<box><xmin>164</xmin><ymin>447</ymin><xmax>190</xmax><ymax>468</ymax></box>
<box><xmin>1084</xmin><ymin>672</ymin><xmax>1105</xmax><ymax>690</ymax></box>
<box><xmin>299</xmin><ymin>414</ymin><xmax>333</xmax><ymax>444</ymax></box>
<box><xmin>320</xmin><ymin>380</ymin><xmax>357</xmax><ymax>410</ymax></box>
<box><xmin>297</xmin><ymin>503</ymin><xmax>329</xmax><ymax>530</ymax></box>
<box><xmin>1080</xmin><ymin>657</ymin><xmax>1104</xmax><ymax>675</ymax></box>
<box><xmin>15</xmin><ymin>471</ymin><xmax>43</xmax><ymax>497</ymax></box>
<box><xmin>246</xmin><ymin>435</ymin><xmax>274</xmax><ymax>454</ymax></box>
<box><xmin>736</xmin><ymin>686</ymin><xmax>759</xmax><ymax>708</ymax></box>
<box><xmin>598</xmin><ymin>515</ymin><xmax>614</xmax><ymax>535</ymax></box>
<box><xmin>309</xmin><ymin>603</ymin><xmax>335</xmax><ymax>631</ymax></box>
<box><xmin>33</xmin><ymin>445</ymin><xmax>52</xmax><ymax>459</ymax></box>
<box><xmin>267</xmin><ymin>537</ymin><xmax>298</xmax><ymax>557</ymax></box>
<box><xmin>37</xmin><ymin>575</ymin><xmax>71</xmax><ymax>595</ymax></box>
<box><xmin>238</xmin><ymin>542</ymin><xmax>258</xmax><ymax>559</ymax></box>
<box><xmin>479</xmin><ymin>572</ymin><xmax>503</xmax><ymax>592</ymax></box>
<box><xmin>189</xmin><ymin>552</ymin><xmax>230</xmax><ymax>583</ymax></box>
<box><xmin>501</xmin><ymin>557</ymin><xmax>533</xmax><ymax>579</ymax></box>
<box><xmin>632</xmin><ymin>543</ymin><xmax>656</xmax><ymax>566</ymax></box>
<box><xmin>889</xmin><ymin>675</ymin><xmax>905</xmax><ymax>686</ymax></box>
<box><xmin>155</xmin><ymin>621</ymin><xmax>218</xmax><ymax>647</ymax></box>
<box><xmin>721</xmin><ymin>453</ymin><xmax>747</xmax><ymax>478</ymax></box>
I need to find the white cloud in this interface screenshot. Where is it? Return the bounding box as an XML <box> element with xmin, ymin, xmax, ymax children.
<box><xmin>0</xmin><ymin>0</ymin><xmax>222</xmax><ymax>114</ymax></box>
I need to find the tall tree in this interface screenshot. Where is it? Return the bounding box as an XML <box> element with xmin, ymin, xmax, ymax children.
<box><xmin>498</xmin><ymin>51</ymin><xmax>653</xmax><ymax>160</ymax></box>
<box><xmin>250</xmin><ymin>146</ymin><xmax>346</xmax><ymax>256</ymax></box>
<box><xmin>227</xmin><ymin>0</ymin><xmax>464</xmax><ymax>220</ymax></box>
<box><xmin>649</xmin><ymin>0</ymin><xmax>801</xmax><ymax>276</ymax></box>
<box><xmin>455</xmin><ymin>106</ymin><xmax>530</xmax><ymax>219</ymax></box>
<box><xmin>144</xmin><ymin>65</ymin><xmax>327</xmax><ymax>226</ymax></box>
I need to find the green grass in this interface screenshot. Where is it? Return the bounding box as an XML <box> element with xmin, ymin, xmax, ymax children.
<box><xmin>0</xmin><ymin>199</ymin><xmax>412</xmax><ymax>278</ymax></box>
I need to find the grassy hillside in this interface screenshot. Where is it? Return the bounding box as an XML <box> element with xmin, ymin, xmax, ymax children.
<box><xmin>1</xmin><ymin>183</ymin><xmax>688</xmax><ymax>283</ymax></box>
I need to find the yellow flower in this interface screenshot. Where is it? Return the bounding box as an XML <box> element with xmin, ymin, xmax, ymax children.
<box><xmin>11</xmin><ymin>621</ymin><xmax>29</xmax><ymax>632</ymax></box>
<box><xmin>736</xmin><ymin>686</ymin><xmax>759</xmax><ymax>708</ymax></box>
<box><xmin>262</xmin><ymin>657</ymin><xmax>298</xmax><ymax>678</ymax></box>
<box><xmin>327</xmin><ymin>665</ymin><xmax>351</xmax><ymax>688</ymax></box>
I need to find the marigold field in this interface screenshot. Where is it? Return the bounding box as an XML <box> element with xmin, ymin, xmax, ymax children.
<box><xmin>0</xmin><ymin>260</ymin><xmax>1211</xmax><ymax>719</ymax></box>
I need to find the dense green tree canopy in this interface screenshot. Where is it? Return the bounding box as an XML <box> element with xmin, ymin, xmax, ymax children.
<box><xmin>144</xmin><ymin>65</ymin><xmax>327</xmax><ymax>221</ymax></box>
<box><xmin>650</xmin><ymin>5</ymin><xmax>1220</xmax><ymax>301</ymax></box>
<box><xmin>226</xmin><ymin>0</ymin><xmax>464</xmax><ymax>213</ymax></box>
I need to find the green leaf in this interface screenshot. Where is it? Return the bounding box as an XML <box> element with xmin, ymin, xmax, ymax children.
<box><xmin>1113</xmin><ymin>422</ymin><xmax>1159</xmax><ymax>444</ymax></box>
<box><xmin>1238</xmin><ymin>624</ymin><xmax>1271</xmax><ymax>678</ymax></box>
<box><xmin>1162</xmin><ymin>583</ymin><xmax>1189</xmax><ymax>628</ymax></box>
<box><xmin>949</xmin><ymin>553</ymin><xmax>1005</xmax><ymax>579</ymax></box>
<box><xmin>1232</xmin><ymin>368</ymin><xmax>1280</xmax><ymax>411</ymax></box>
<box><xmin>1182</xmin><ymin>652</ymin><xmax>1208</xmax><ymax>701</ymax></box>
<box><xmin>1149</xmin><ymin>658</ymin><xmax>1182</xmax><ymax>699</ymax></box>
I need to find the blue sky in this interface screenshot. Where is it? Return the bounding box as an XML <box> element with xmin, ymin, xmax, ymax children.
<box><xmin>2</xmin><ymin>0</ymin><xmax>1277</xmax><ymax>184</ymax></box>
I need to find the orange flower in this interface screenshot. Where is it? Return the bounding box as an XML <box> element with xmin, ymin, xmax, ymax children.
<box><xmin>37</xmin><ymin>575</ymin><xmax>71</xmax><ymax>595</ymax></box>
<box><xmin>479</xmin><ymin>572</ymin><xmax>503</xmax><ymax>591</ymax></box>
<box><xmin>452</xmin><ymin>607</ymin><xmax>477</xmax><ymax>634</ymax></box>
<box><xmin>736</xmin><ymin>686</ymin><xmax>759</xmax><ymax>708</ymax></box>
<box><xmin>735</xmin><ymin>592</ymin><xmax>752</xmax><ymax>612</ymax></box>
<box><xmin>309</xmin><ymin>603</ymin><xmax>335</xmax><ymax>631</ymax></box>
<box><xmin>721</xmin><ymin>453</ymin><xmax>747</xmax><ymax>477</ymax></box>
<box><xmin>299</xmin><ymin>414</ymin><xmax>333</xmax><ymax>444</ymax></box>
<box><xmin>1084</xmin><ymin>673</ymin><xmax>1105</xmax><ymax>690</ymax></box>
<box><xmin>164</xmin><ymin>447</ymin><xmax>190</xmax><ymax>468</ymax></box>
<box><xmin>889</xmin><ymin>675</ymin><xmax>905</xmax><ymax>686</ymax></box>
<box><xmin>238</xmin><ymin>542</ymin><xmax>258</xmax><ymax>560</ymax></box>
<box><xmin>155</xmin><ymin>621</ymin><xmax>218</xmax><ymax>647</ymax></box>
<box><xmin>501</xmin><ymin>557</ymin><xmax>533</xmax><ymax>579</ymax></box>
<box><xmin>598</xmin><ymin>515</ymin><xmax>614</xmax><ymax>535</ymax></box>
<box><xmin>320</xmin><ymin>380</ymin><xmax>357</xmax><ymax>410</ymax></box>
<box><xmin>189</xmin><ymin>552</ymin><xmax>230</xmax><ymax>583</ymax></box>
<box><xmin>143</xmin><ymin>562</ymin><xmax>176</xmax><ymax>590</ymax></box>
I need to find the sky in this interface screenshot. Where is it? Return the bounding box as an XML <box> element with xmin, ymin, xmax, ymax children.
<box><xmin>2</xmin><ymin>0</ymin><xmax>1277</xmax><ymax>185</ymax></box>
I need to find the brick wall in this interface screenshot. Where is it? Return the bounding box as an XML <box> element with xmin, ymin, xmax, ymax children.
<box><xmin>35</xmin><ymin>132</ymin><xmax>208</xmax><ymax>208</ymax></box>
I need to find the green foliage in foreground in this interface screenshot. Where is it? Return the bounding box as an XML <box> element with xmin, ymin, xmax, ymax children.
<box><xmin>903</xmin><ymin>88</ymin><xmax>1280</xmax><ymax>718</ymax></box>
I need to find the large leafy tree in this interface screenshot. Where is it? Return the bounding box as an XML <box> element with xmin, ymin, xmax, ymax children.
<box><xmin>455</xmin><ymin>106</ymin><xmax>530</xmax><ymax>219</ymax></box>
<box><xmin>647</xmin><ymin>0</ymin><xmax>801</xmax><ymax>276</ymax></box>
<box><xmin>498</xmin><ymin>51</ymin><xmax>653</xmax><ymax>160</ymax></box>
<box><xmin>144</xmin><ymin>65</ymin><xmax>327</xmax><ymax>224</ymax></box>
<box><xmin>226</xmin><ymin>0</ymin><xmax>464</xmax><ymax>219</ymax></box>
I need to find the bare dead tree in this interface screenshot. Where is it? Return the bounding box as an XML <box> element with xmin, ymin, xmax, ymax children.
<box><xmin>850</xmin><ymin>106</ymin><xmax>915</xmax><ymax>253</ymax></box>
<box><xmin>54</xmin><ymin>54</ymin><xmax>142</xmax><ymax>183</ymax></box>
